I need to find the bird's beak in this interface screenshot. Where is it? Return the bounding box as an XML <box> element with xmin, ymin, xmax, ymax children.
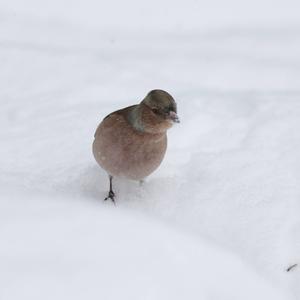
<box><xmin>168</xmin><ymin>111</ymin><xmax>180</xmax><ymax>123</ymax></box>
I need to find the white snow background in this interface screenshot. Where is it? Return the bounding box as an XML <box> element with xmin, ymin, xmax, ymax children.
<box><xmin>0</xmin><ymin>0</ymin><xmax>300</xmax><ymax>299</ymax></box>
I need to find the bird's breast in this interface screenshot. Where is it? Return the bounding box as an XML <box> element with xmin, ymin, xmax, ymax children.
<box><xmin>93</xmin><ymin>115</ymin><xmax>168</xmax><ymax>180</ymax></box>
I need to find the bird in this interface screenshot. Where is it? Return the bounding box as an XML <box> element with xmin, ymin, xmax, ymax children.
<box><xmin>92</xmin><ymin>89</ymin><xmax>179</xmax><ymax>202</ymax></box>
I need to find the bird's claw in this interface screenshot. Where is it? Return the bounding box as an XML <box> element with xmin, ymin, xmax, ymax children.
<box><xmin>104</xmin><ymin>190</ymin><xmax>115</xmax><ymax>203</ymax></box>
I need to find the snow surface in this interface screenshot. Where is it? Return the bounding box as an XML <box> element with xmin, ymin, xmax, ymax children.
<box><xmin>1</xmin><ymin>0</ymin><xmax>300</xmax><ymax>299</ymax></box>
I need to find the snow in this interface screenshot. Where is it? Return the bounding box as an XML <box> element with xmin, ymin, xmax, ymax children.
<box><xmin>0</xmin><ymin>191</ymin><xmax>289</xmax><ymax>300</ymax></box>
<box><xmin>0</xmin><ymin>0</ymin><xmax>300</xmax><ymax>299</ymax></box>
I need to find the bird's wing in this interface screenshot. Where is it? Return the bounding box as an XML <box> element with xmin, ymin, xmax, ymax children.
<box><xmin>94</xmin><ymin>105</ymin><xmax>137</xmax><ymax>138</ymax></box>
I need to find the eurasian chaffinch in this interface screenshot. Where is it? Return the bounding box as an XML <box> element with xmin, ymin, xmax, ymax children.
<box><xmin>92</xmin><ymin>89</ymin><xmax>179</xmax><ymax>202</ymax></box>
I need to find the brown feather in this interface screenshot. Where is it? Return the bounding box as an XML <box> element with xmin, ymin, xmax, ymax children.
<box><xmin>92</xmin><ymin>90</ymin><xmax>178</xmax><ymax>181</ymax></box>
<box><xmin>93</xmin><ymin>105</ymin><xmax>168</xmax><ymax>180</ymax></box>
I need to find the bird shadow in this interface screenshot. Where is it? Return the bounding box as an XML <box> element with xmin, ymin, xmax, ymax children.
<box><xmin>63</xmin><ymin>163</ymin><xmax>181</xmax><ymax>209</ymax></box>
<box><xmin>70</xmin><ymin>164</ymin><xmax>140</xmax><ymax>203</ymax></box>
<box><xmin>76</xmin><ymin>164</ymin><xmax>108</xmax><ymax>201</ymax></box>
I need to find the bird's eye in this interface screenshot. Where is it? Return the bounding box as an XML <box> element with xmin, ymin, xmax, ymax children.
<box><xmin>152</xmin><ymin>108</ymin><xmax>159</xmax><ymax>114</ymax></box>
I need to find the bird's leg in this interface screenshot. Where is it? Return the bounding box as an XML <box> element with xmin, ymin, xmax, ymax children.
<box><xmin>104</xmin><ymin>175</ymin><xmax>115</xmax><ymax>203</ymax></box>
<box><xmin>139</xmin><ymin>179</ymin><xmax>144</xmax><ymax>187</ymax></box>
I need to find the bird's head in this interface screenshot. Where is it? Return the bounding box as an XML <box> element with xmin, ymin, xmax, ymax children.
<box><xmin>140</xmin><ymin>90</ymin><xmax>180</xmax><ymax>133</ymax></box>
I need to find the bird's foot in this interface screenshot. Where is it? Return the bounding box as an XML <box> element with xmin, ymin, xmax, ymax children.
<box><xmin>104</xmin><ymin>190</ymin><xmax>115</xmax><ymax>203</ymax></box>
